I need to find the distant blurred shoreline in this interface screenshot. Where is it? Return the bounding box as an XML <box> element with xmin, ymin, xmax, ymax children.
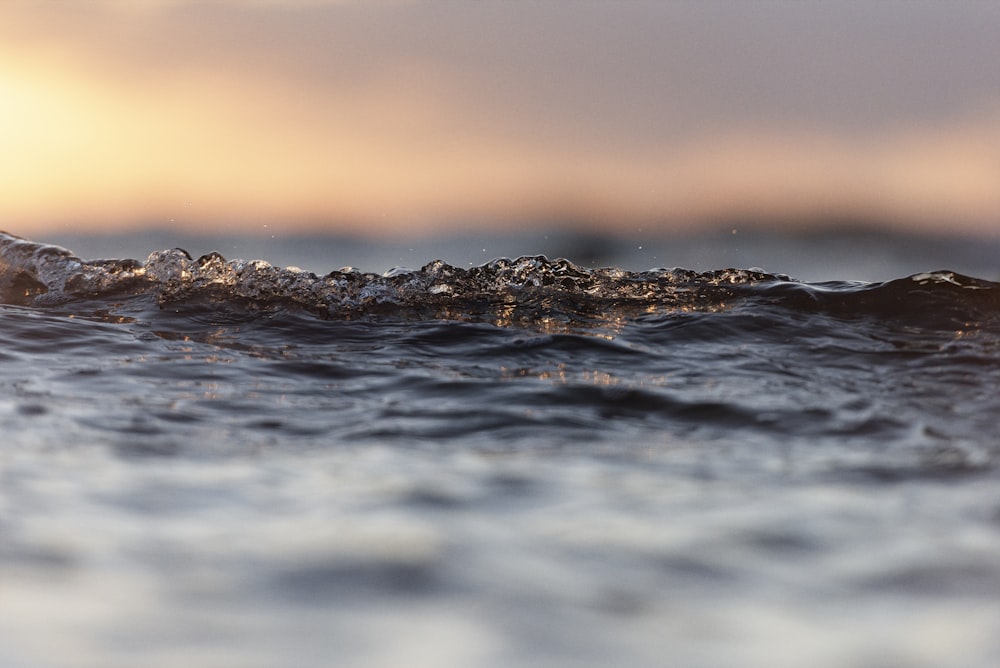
<box><xmin>27</xmin><ymin>223</ymin><xmax>1000</xmax><ymax>283</ymax></box>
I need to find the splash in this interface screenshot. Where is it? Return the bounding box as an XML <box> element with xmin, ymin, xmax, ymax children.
<box><xmin>2</xmin><ymin>231</ymin><xmax>999</xmax><ymax>331</ymax></box>
<box><xmin>0</xmin><ymin>231</ymin><xmax>776</xmax><ymax>316</ymax></box>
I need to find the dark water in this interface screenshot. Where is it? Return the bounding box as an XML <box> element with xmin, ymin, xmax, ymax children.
<box><xmin>2</xmin><ymin>230</ymin><xmax>999</xmax><ymax>667</ymax></box>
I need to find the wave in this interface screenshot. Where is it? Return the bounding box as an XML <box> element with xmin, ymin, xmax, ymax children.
<box><xmin>3</xmin><ymin>230</ymin><xmax>1000</xmax><ymax>330</ymax></box>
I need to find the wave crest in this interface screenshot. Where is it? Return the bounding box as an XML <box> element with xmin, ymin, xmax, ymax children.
<box><xmin>3</xmin><ymin>231</ymin><xmax>999</xmax><ymax>330</ymax></box>
<box><xmin>0</xmin><ymin>231</ymin><xmax>775</xmax><ymax>313</ymax></box>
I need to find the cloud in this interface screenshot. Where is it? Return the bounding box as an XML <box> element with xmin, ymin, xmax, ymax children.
<box><xmin>2</xmin><ymin>1</ymin><xmax>1000</xmax><ymax>236</ymax></box>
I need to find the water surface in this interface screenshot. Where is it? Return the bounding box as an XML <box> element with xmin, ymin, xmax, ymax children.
<box><xmin>1</xmin><ymin>230</ymin><xmax>999</xmax><ymax>667</ymax></box>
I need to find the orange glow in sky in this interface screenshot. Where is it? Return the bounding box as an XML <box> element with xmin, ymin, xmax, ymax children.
<box><xmin>3</xmin><ymin>1</ymin><xmax>1000</xmax><ymax>238</ymax></box>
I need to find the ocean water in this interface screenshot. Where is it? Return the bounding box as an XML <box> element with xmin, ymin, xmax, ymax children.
<box><xmin>2</xmin><ymin>229</ymin><xmax>1000</xmax><ymax>668</ymax></box>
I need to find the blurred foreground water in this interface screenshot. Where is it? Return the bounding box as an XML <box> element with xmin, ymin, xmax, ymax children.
<box><xmin>2</xmin><ymin>227</ymin><xmax>1000</xmax><ymax>668</ymax></box>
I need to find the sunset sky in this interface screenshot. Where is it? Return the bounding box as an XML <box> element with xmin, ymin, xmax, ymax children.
<box><xmin>3</xmin><ymin>1</ymin><xmax>1000</xmax><ymax>239</ymax></box>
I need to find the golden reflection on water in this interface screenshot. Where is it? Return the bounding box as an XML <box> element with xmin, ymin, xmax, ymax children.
<box><xmin>498</xmin><ymin>365</ymin><xmax>632</xmax><ymax>387</ymax></box>
<box><xmin>429</xmin><ymin>298</ymin><xmax>677</xmax><ymax>340</ymax></box>
<box><xmin>499</xmin><ymin>364</ymin><xmax>569</xmax><ymax>384</ymax></box>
